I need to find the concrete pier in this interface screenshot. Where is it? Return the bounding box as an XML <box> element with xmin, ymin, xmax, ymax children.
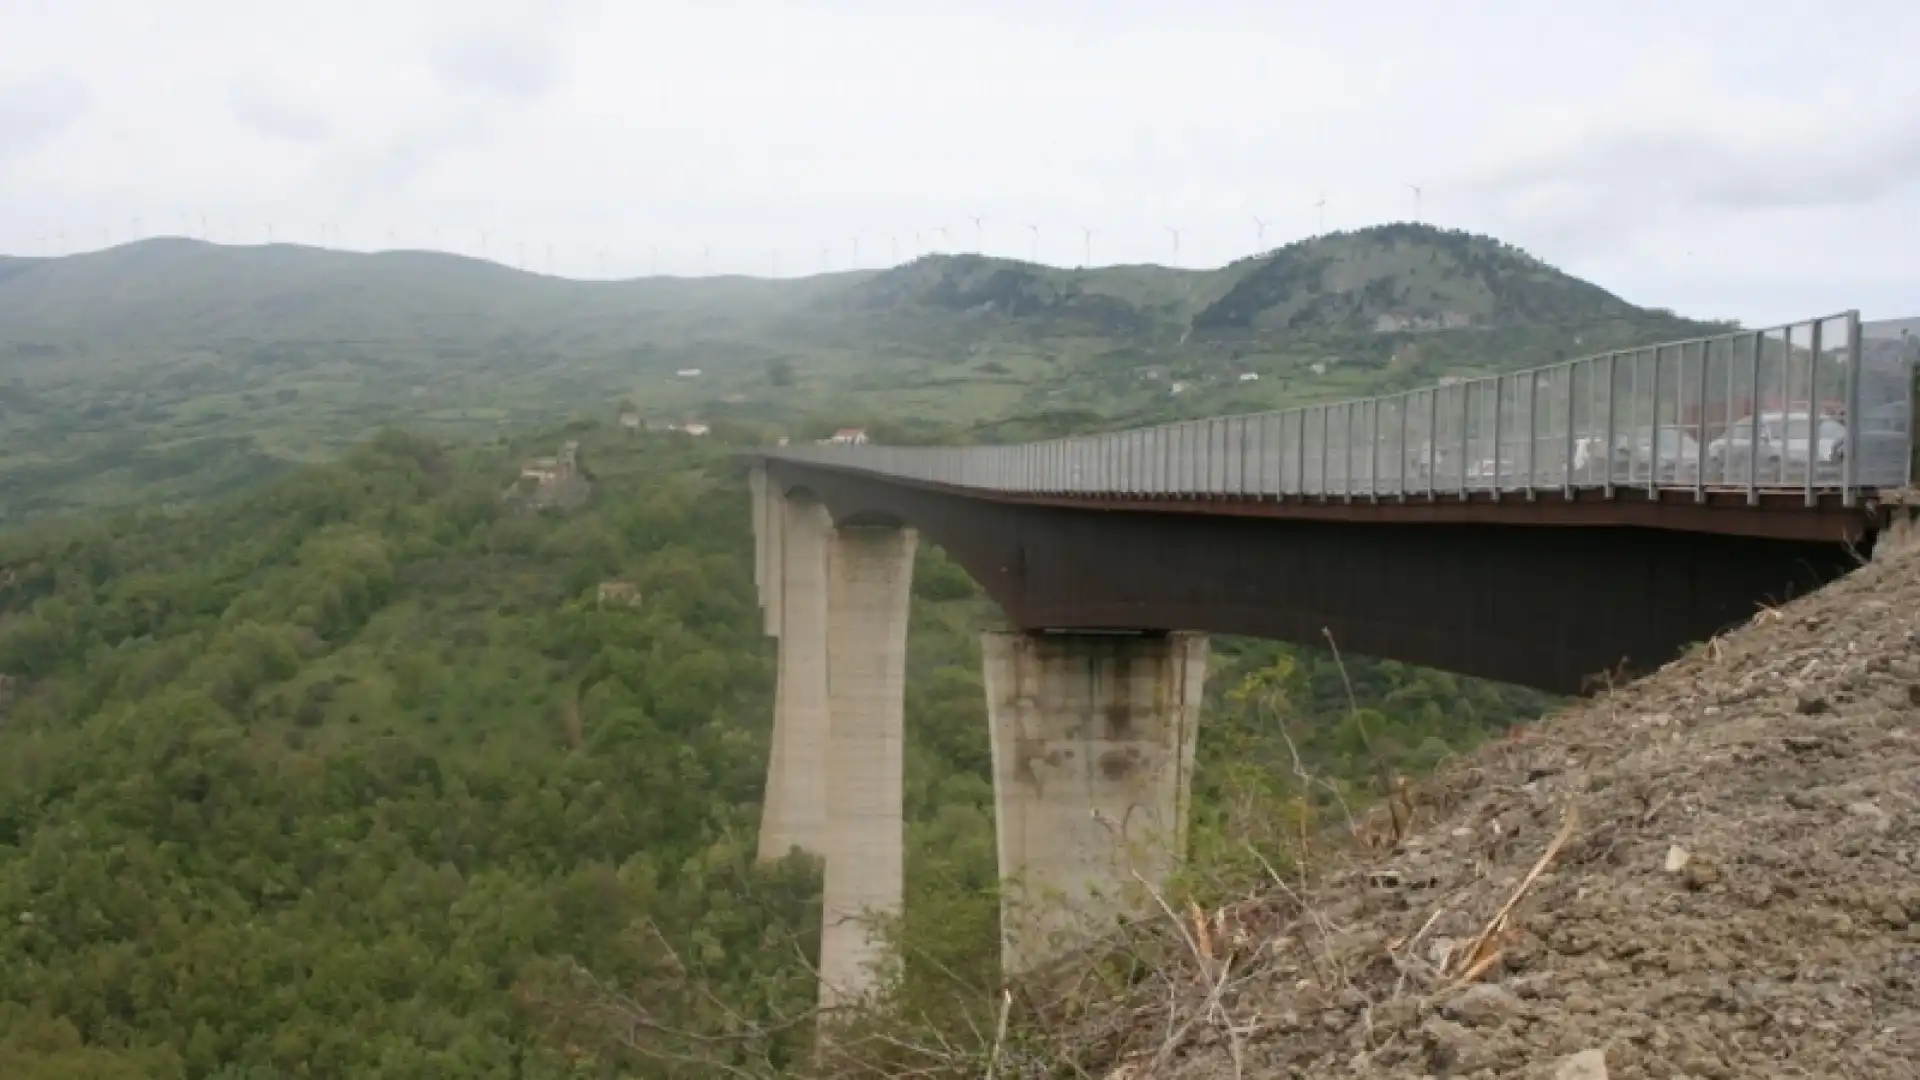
<box><xmin>753</xmin><ymin>470</ymin><xmax>919</xmax><ymax>1007</ymax></box>
<box><xmin>754</xmin><ymin>469</ymin><xmax>1209</xmax><ymax>1004</ymax></box>
<box><xmin>982</xmin><ymin>631</ymin><xmax>1208</xmax><ymax>974</ymax></box>
<box><xmin>756</xmin><ymin>492</ymin><xmax>834</xmax><ymax>862</ymax></box>
<box><xmin>817</xmin><ymin>525</ymin><xmax>918</xmax><ymax>1008</ymax></box>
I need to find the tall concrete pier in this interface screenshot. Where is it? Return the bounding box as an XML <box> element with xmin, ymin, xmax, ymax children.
<box><xmin>752</xmin><ymin>470</ymin><xmax>918</xmax><ymax>1007</ymax></box>
<box><xmin>817</xmin><ymin>525</ymin><xmax>916</xmax><ymax>1007</ymax></box>
<box><xmin>983</xmin><ymin>631</ymin><xmax>1207</xmax><ymax>973</ymax></box>
<box><xmin>751</xmin><ymin>466</ymin><xmax>1209</xmax><ymax>1007</ymax></box>
<box><xmin>756</xmin><ymin>492</ymin><xmax>834</xmax><ymax>861</ymax></box>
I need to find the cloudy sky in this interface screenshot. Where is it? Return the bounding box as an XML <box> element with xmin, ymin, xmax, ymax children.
<box><xmin>1</xmin><ymin>0</ymin><xmax>1915</xmax><ymax>324</ymax></box>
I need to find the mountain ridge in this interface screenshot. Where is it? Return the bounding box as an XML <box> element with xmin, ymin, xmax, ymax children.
<box><xmin>0</xmin><ymin>225</ymin><xmax>1730</xmax><ymax>523</ymax></box>
<box><xmin>0</xmin><ymin>225</ymin><xmax>1711</xmax><ymax>354</ymax></box>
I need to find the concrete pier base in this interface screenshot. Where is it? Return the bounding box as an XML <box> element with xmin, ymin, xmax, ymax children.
<box><xmin>817</xmin><ymin>525</ymin><xmax>917</xmax><ymax>1009</ymax></box>
<box><xmin>983</xmin><ymin>631</ymin><xmax>1208</xmax><ymax>974</ymax></box>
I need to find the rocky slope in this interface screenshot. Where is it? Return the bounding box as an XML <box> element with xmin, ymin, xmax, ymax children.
<box><xmin>1066</xmin><ymin>531</ymin><xmax>1920</xmax><ymax>1079</ymax></box>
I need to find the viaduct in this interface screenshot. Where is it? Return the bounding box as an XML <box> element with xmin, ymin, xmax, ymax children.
<box><xmin>748</xmin><ymin>311</ymin><xmax>1915</xmax><ymax>1009</ymax></box>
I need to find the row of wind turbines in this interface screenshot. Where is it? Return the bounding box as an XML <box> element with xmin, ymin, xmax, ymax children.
<box><xmin>25</xmin><ymin>186</ymin><xmax>1428</xmax><ymax>278</ymax></box>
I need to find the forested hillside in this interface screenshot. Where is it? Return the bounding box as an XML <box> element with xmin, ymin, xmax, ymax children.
<box><xmin>0</xmin><ymin>226</ymin><xmax>1718</xmax><ymax>524</ymax></box>
<box><xmin>0</xmin><ymin>424</ymin><xmax>1551</xmax><ymax>1078</ymax></box>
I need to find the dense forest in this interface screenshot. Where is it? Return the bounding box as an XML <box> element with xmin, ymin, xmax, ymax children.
<box><xmin>0</xmin><ymin>423</ymin><xmax>1551</xmax><ymax>1077</ymax></box>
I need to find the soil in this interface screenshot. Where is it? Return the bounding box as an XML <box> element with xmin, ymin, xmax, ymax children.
<box><xmin>1079</xmin><ymin>535</ymin><xmax>1920</xmax><ymax>1078</ymax></box>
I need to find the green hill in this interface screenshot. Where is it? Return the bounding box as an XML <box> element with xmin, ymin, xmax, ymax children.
<box><xmin>0</xmin><ymin>239</ymin><xmax>852</xmax><ymax>352</ymax></box>
<box><xmin>846</xmin><ymin>253</ymin><xmax>1255</xmax><ymax>337</ymax></box>
<box><xmin>1193</xmin><ymin>224</ymin><xmax>1650</xmax><ymax>333</ymax></box>
<box><xmin>0</xmin><ymin>227</ymin><xmax>1723</xmax><ymax>523</ymax></box>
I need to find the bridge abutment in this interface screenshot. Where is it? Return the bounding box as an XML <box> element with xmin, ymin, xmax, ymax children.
<box><xmin>983</xmin><ymin>630</ymin><xmax>1207</xmax><ymax>974</ymax></box>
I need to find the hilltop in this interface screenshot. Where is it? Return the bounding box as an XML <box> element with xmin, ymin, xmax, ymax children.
<box><xmin>1008</xmin><ymin>535</ymin><xmax>1920</xmax><ymax>1078</ymax></box>
<box><xmin>0</xmin><ymin>226</ymin><xmax>1721</xmax><ymax>522</ymax></box>
<box><xmin>1194</xmin><ymin>224</ymin><xmax>1651</xmax><ymax>335</ymax></box>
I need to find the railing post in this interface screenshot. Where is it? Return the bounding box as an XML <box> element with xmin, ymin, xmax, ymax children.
<box><xmin>1241</xmin><ymin>416</ymin><xmax>1255</xmax><ymax>496</ymax></box>
<box><xmin>1747</xmin><ymin>333</ymin><xmax>1763</xmax><ymax>504</ymax></box>
<box><xmin>1648</xmin><ymin>346</ymin><xmax>1663</xmax><ymax>498</ymax></box>
<box><xmin>1563</xmin><ymin>361</ymin><xmax>1577</xmax><ymax>498</ymax></box>
<box><xmin>1369</xmin><ymin>398</ymin><xmax>1381</xmax><ymax>501</ymax></box>
<box><xmin>1843</xmin><ymin>310</ymin><xmax>1862</xmax><ymax>505</ymax></box>
<box><xmin>1804</xmin><ymin>319</ymin><xmax>1822</xmax><ymax>507</ymax></box>
<box><xmin>1482</xmin><ymin>374</ymin><xmax>1497</xmax><ymax>495</ymax></box>
<box><xmin>1342</xmin><ymin>401</ymin><xmax>1355</xmax><ymax>502</ymax></box>
<box><xmin>1525</xmin><ymin>367</ymin><xmax>1538</xmax><ymax>499</ymax></box>
<box><xmin>1427</xmin><ymin>388</ymin><xmax>1438</xmax><ymax>501</ymax></box>
<box><xmin>1457</xmin><ymin>384</ymin><xmax>1469</xmax><ymax>499</ymax></box>
<box><xmin>1318</xmin><ymin>406</ymin><xmax>1329</xmax><ymax>499</ymax></box>
<box><xmin>1695</xmin><ymin>339</ymin><xmax>1710</xmax><ymax>503</ymax></box>
<box><xmin>1249</xmin><ymin>415</ymin><xmax>1259</xmax><ymax>496</ymax></box>
<box><xmin>1398</xmin><ymin>392</ymin><xmax>1410</xmax><ymax>500</ymax></box>
<box><xmin>1294</xmin><ymin>410</ymin><xmax>1306</xmax><ymax>497</ymax></box>
<box><xmin>1723</xmin><ymin>331</ymin><xmax>1738</xmax><ymax>488</ymax></box>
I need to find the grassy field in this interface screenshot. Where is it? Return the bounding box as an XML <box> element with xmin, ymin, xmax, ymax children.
<box><xmin>0</xmin><ymin>224</ymin><xmax>1724</xmax><ymax>522</ymax></box>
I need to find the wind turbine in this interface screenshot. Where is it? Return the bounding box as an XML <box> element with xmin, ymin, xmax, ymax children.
<box><xmin>1165</xmin><ymin>226</ymin><xmax>1182</xmax><ymax>267</ymax></box>
<box><xmin>480</xmin><ymin>229</ymin><xmax>490</xmax><ymax>260</ymax></box>
<box><xmin>1408</xmin><ymin>184</ymin><xmax>1423</xmax><ymax>223</ymax></box>
<box><xmin>849</xmin><ymin>236</ymin><xmax>859</xmax><ymax>267</ymax></box>
<box><xmin>1024</xmin><ymin>222</ymin><xmax>1039</xmax><ymax>263</ymax></box>
<box><xmin>968</xmin><ymin>215</ymin><xmax>984</xmax><ymax>253</ymax></box>
<box><xmin>1253</xmin><ymin>214</ymin><xmax>1268</xmax><ymax>250</ymax></box>
<box><xmin>1079</xmin><ymin>225</ymin><xmax>1092</xmax><ymax>266</ymax></box>
<box><xmin>703</xmin><ymin>245</ymin><xmax>712</xmax><ymax>275</ymax></box>
<box><xmin>934</xmin><ymin>225</ymin><xmax>950</xmax><ymax>251</ymax></box>
<box><xmin>1314</xmin><ymin>193</ymin><xmax>1328</xmax><ymax>235</ymax></box>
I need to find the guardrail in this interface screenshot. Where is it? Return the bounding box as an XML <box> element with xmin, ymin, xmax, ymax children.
<box><xmin>771</xmin><ymin>312</ymin><xmax>1916</xmax><ymax>507</ymax></box>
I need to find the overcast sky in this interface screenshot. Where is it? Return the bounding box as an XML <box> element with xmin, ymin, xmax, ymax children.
<box><xmin>1</xmin><ymin>0</ymin><xmax>1915</xmax><ymax>324</ymax></box>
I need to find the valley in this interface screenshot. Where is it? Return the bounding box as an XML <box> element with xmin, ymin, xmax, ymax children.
<box><xmin>3</xmin><ymin>224</ymin><xmax>1890</xmax><ymax>1079</ymax></box>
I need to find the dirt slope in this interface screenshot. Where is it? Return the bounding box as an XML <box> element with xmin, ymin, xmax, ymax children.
<box><xmin>1082</xmin><ymin>538</ymin><xmax>1920</xmax><ymax>1079</ymax></box>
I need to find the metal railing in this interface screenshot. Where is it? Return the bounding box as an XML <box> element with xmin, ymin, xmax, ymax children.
<box><xmin>771</xmin><ymin>312</ymin><xmax>1916</xmax><ymax>506</ymax></box>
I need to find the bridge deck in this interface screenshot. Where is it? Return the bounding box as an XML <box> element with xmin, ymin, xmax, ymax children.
<box><xmin>766</xmin><ymin>312</ymin><xmax>1915</xmax><ymax>543</ymax></box>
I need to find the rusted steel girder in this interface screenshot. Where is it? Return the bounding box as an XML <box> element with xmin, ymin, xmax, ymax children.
<box><xmin>766</xmin><ymin>459</ymin><xmax>1877</xmax><ymax>695</ymax></box>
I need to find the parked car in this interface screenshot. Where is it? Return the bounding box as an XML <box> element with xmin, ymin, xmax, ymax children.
<box><xmin>1706</xmin><ymin>411</ymin><xmax>1845</xmax><ymax>481</ymax></box>
<box><xmin>1613</xmin><ymin>426</ymin><xmax>1702</xmax><ymax>483</ymax></box>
